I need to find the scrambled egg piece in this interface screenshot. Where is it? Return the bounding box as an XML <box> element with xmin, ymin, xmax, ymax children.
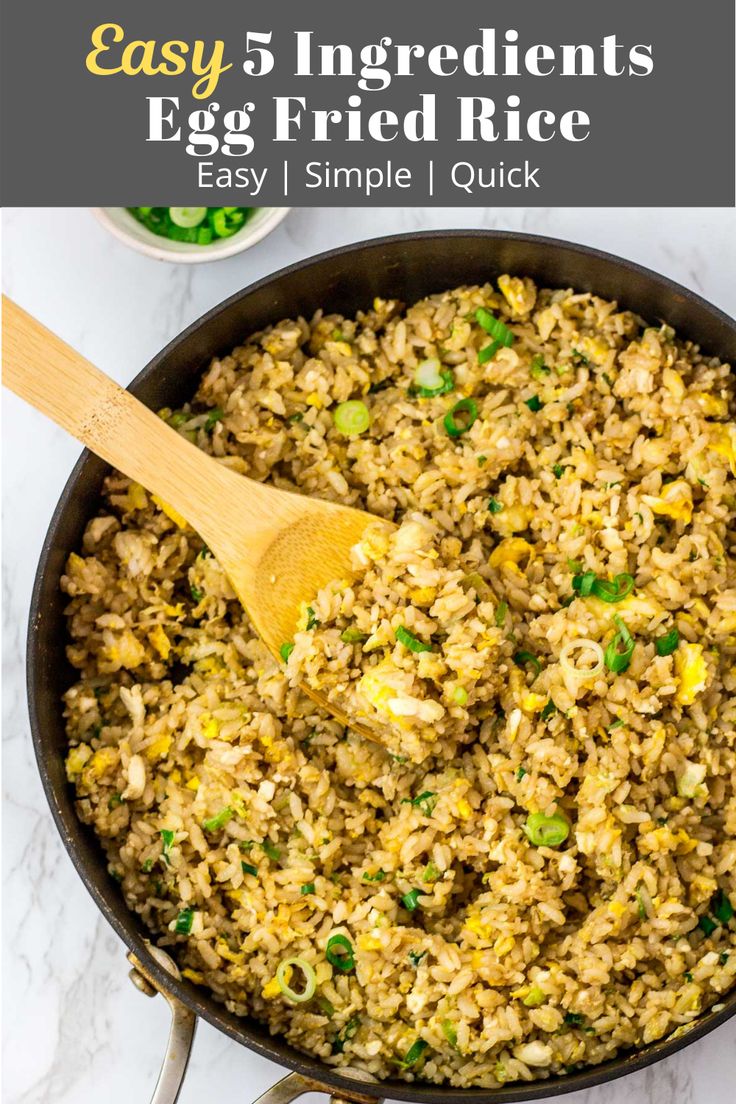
<box><xmin>200</xmin><ymin>715</ymin><xmax>220</xmax><ymax>740</ymax></box>
<box><xmin>709</xmin><ymin>425</ymin><xmax>736</xmax><ymax>476</ymax></box>
<box><xmin>148</xmin><ymin>624</ymin><xmax>171</xmax><ymax>660</ymax></box>
<box><xmin>576</xmin><ymin>335</ymin><xmax>610</xmax><ymax>367</ymax></box>
<box><xmin>65</xmin><ymin>744</ymin><xmax>92</xmax><ymax>778</ymax></box>
<box><xmin>145</xmin><ymin>734</ymin><xmax>172</xmax><ymax>762</ymax></box>
<box><xmin>105</xmin><ymin>630</ymin><xmax>146</xmax><ymax>671</ymax></box>
<box><xmin>261</xmin><ymin>976</ymin><xmax>282</xmax><ymax>999</ymax></box>
<box><xmin>692</xmin><ymin>392</ymin><xmax>729</xmax><ymax>418</ymax></box>
<box><xmin>675</xmin><ymin>643</ymin><xmax>708</xmax><ymax>705</ymax></box>
<box><xmin>489</xmin><ymin>538</ymin><xmax>535</xmax><ymax>571</ymax></box>
<box><xmin>125</xmin><ymin>482</ymin><xmax>149</xmax><ymax>511</ymax></box>
<box><xmin>642</xmin><ymin>480</ymin><xmax>693</xmax><ymax>525</ymax></box>
<box><xmin>89</xmin><ymin>746</ymin><xmax>118</xmax><ymax>777</ymax></box>
<box><xmin>498</xmin><ymin>274</ymin><xmax>536</xmax><ymax>316</ymax></box>
<box><xmin>464</xmin><ymin>914</ymin><xmax>492</xmax><ymax>940</ymax></box>
<box><xmin>521</xmin><ymin>693</ymin><xmax>548</xmax><ymax>713</ymax></box>
<box><xmin>151</xmin><ymin>494</ymin><xmax>190</xmax><ymax>530</ymax></box>
<box><xmin>491</xmin><ymin>504</ymin><xmax>533</xmax><ymax>537</ymax></box>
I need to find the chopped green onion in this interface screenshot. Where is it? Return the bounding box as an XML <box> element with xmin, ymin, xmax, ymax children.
<box><xmin>169</xmin><ymin>207</ymin><xmax>207</xmax><ymax>228</ymax></box>
<box><xmin>300</xmin><ymin>882</ymin><xmax>316</xmax><ymax>895</ymax></box>
<box><xmin>452</xmin><ymin>686</ymin><xmax>469</xmax><ymax>706</ymax></box>
<box><xmin>513</xmin><ymin>650</ymin><xmax>542</xmax><ymax>678</ymax></box>
<box><xmin>203</xmin><ymin>807</ymin><xmax>232</xmax><ymax>832</ymax></box>
<box><xmin>141</xmin><ymin>858</ymin><xmax>154</xmax><ymax>873</ymax></box>
<box><xmin>340</xmin><ymin>627</ymin><xmax>368</xmax><ymax>644</ymax></box>
<box><xmin>210</xmin><ymin>208</ymin><xmax>240</xmax><ymax>238</ymax></box>
<box><xmin>572</xmin><ymin>572</ymin><xmax>635</xmax><ymax>603</ymax></box>
<box><xmin>423</xmin><ymin>862</ymin><xmax>440</xmax><ymax>883</ymax></box>
<box><xmin>530</xmin><ymin>354</ymin><xmax>550</xmax><ymax>380</ymax></box>
<box><xmin>540</xmin><ymin>700</ymin><xmax>557</xmax><ymax>721</ymax></box>
<box><xmin>396</xmin><ymin>625</ymin><xmax>433</xmax><ymax>653</ymax></box>
<box><xmin>478</xmin><ymin>339</ymin><xmax>502</xmax><ymax>364</ymax></box>
<box><xmin>160</xmin><ymin>829</ymin><xmax>175</xmax><ymax>863</ymax></box>
<box><xmin>190</xmin><ymin>583</ymin><xmax>204</xmax><ymax>602</ymax></box>
<box><xmin>475</xmin><ymin>308</ymin><xmax>514</xmax><ymax>347</ymax></box>
<box><xmin>204</xmin><ymin>407</ymin><xmax>224</xmax><ymax>432</ymax></box>
<box><xmin>261</xmin><ymin>841</ymin><xmax>281</xmax><ymax>861</ymax></box>
<box><xmin>601</xmin><ymin>572</ymin><xmax>633</xmax><ymax>598</ymax></box>
<box><xmin>241</xmin><ymin>861</ymin><xmax>258</xmax><ymax>877</ymax></box>
<box><xmin>522</xmin><ymin>985</ymin><xmax>546</xmax><ymax>1008</ymax></box>
<box><xmin>362</xmin><ymin>869</ymin><xmax>386</xmax><ymax>882</ymax></box>
<box><xmin>525</xmin><ymin>395</ymin><xmax>543</xmax><ymax>412</ymax></box>
<box><xmin>711</xmin><ymin>889</ymin><xmax>734</xmax><ymax>924</ymax></box>
<box><xmin>412</xmin><ymin>359</ymin><xmax>454</xmax><ymax>397</ymax></box>
<box><xmin>572</xmin><ymin>570</ymin><xmax>597</xmax><ymax>597</ymax></box>
<box><xmin>279</xmin><ymin>642</ymin><xmax>295</xmax><ymax>662</ymax></box>
<box><xmin>655</xmin><ymin>628</ymin><xmax>680</xmax><ymax>656</ymax></box>
<box><xmin>332</xmin><ymin>1015</ymin><xmax>360</xmax><ymax>1054</ymax></box>
<box><xmin>408</xmin><ymin>950</ymin><xmax>426</xmax><ymax>967</ymax></box>
<box><xmin>699</xmin><ymin>915</ymin><xmax>718</xmax><ymax>936</ymax></box>
<box><xmin>398</xmin><ymin>1038</ymin><xmax>429</xmax><ymax>1068</ymax></box>
<box><xmin>516</xmin><ymin>766</ymin><xmax>527</xmax><ymax>781</ymax></box>
<box><xmin>636</xmin><ymin>884</ymin><xmax>650</xmax><ymax>920</ymax></box>
<box><xmin>333</xmin><ymin>400</ymin><xmax>370</xmax><ymax>437</ymax></box>
<box><xmin>305</xmin><ymin>606</ymin><xmax>319</xmax><ymax>630</ymax></box>
<box><xmin>524</xmin><ymin>811</ymin><xmax>570</xmax><ymax>848</ymax></box>
<box><xmin>495</xmin><ymin>600</ymin><xmax>508</xmax><ymax>627</ymax></box>
<box><xmin>552</xmin><ymin>464</ymin><xmax>564</xmax><ymax>479</ymax></box>
<box><xmin>607</xmin><ymin>718</ymin><xmax>625</xmax><ymax>731</ymax></box>
<box><xmin>442</xmin><ymin>1020</ymin><xmax>458</xmax><ymax>1048</ymax></box>
<box><xmin>108</xmin><ymin>793</ymin><xmax>124</xmax><ymax>810</ymax></box>
<box><xmin>326</xmin><ymin>933</ymin><xmax>355</xmax><ymax>972</ymax></box>
<box><xmin>564</xmin><ymin>1011</ymin><xmax>586</xmax><ymax>1027</ymax></box>
<box><xmin>604</xmin><ymin>615</ymin><xmax>635</xmax><ymax>673</ymax></box>
<box><xmin>402</xmin><ymin>790</ymin><xmax>438</xmax><ymax>816</ymax></box>
<box><xmin>488</xmin><ymin>497</ymin><xmax>504</xmax><ymax>514</ymax></box>
<box><xmin>444</xmin><ymin>398</ymin><xmax>478</xmax><ymax>438</ymax></box>
<box><xmin>174</xmin><ymin>907</ymin><xmax>194</xmax><ymax>934</ymax></box>
<box><xmin>317</xmin><ymin>995</ymin><xmax>336</xmax><ymax>1017</ymax></box>
<box><xmin>401</xmin><ymin>889</ymin><xmax>424</xmax><ymax>911</ymax></box>
<box><xmin>277</xmin><ymin>956</ymin><xmax>317</xmax><ymax>1003</ymax></box>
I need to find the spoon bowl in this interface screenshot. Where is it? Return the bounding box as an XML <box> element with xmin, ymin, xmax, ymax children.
<box><xmin>2</xmin><ymin>295</ymin><xmax>387</xmax><ymax>736</ymax></box>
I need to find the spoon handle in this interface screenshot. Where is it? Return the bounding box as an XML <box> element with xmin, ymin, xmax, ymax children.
<box><xmin>1</xmin><ymin>295</ymin><xmax>289</xmax><ymax>560</ymax></box>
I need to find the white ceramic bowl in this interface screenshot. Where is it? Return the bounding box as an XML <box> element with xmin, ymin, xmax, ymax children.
<box><xmin>92</xmin><ymin>207</ymin><xmax>291</xmax><ymax>264</ymax></box>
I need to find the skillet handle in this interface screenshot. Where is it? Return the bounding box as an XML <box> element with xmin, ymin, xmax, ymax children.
<box><xmin>127</xmin><ymin>950</ymin><xmax>383</xmax><ymax>1104</ymax></box>
<box><xmin>128</xmin><ymin>950</ymin><xmax>197</xmax><ymax>1104</ymax></box>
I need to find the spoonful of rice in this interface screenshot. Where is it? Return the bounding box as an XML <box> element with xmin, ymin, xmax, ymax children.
<box><xmin>3</xmin><ymin>296</ymin><xmax>398</xmax><ymax>738</ymax></box>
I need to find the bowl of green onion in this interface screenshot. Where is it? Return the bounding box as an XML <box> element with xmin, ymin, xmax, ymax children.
<box><xmin>92</xmin><ymin>206</ymin><xmax>290</xmax><ymax>263</ymax></box>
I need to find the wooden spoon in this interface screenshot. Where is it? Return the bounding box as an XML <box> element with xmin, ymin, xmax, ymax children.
<box><xmin>3</xmin><ymin>296</ymin><xmax>387</xmax><ymax>734</ymax></box>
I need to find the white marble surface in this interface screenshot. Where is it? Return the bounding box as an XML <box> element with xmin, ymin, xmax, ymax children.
<box><xmin>3</xmin><ymin>206</ymin><xmax>736</xmax><ymax>1104</ymax></box>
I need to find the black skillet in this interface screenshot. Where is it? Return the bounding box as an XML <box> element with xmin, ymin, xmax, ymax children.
<box><xmin>27</xmin><ymin>231</ymin><xmax>736</xmax><ymax>1103</ymax></box>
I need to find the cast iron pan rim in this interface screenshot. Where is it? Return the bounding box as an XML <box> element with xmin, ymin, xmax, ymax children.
<box><xmin>27</xmin><ymin>229</ymin><xmax>736</xmax><ymax>1103</ymax></box>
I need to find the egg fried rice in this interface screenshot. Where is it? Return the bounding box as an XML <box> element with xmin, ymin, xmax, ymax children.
<box><xmin>62</xmin><ymin>277</ymin><xmax>736</xmax><ymax>1086</ymax></box>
